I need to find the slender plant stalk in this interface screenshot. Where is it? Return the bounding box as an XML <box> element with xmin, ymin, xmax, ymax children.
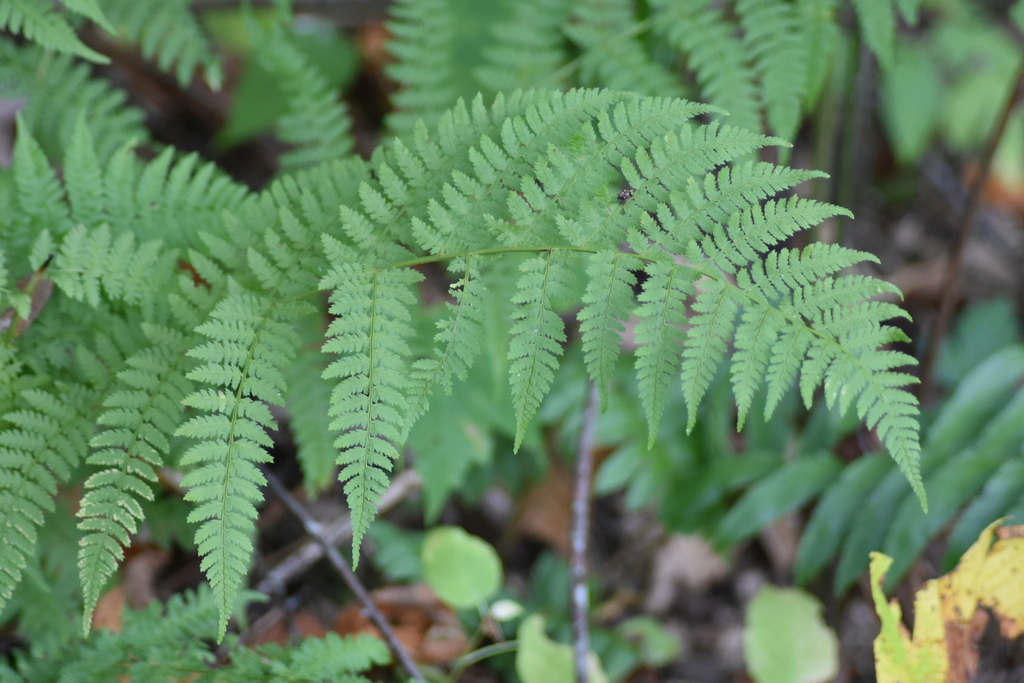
<box><xmin>260</xmin><ymin>467</ymin><xmax>427</xmax><ymax>682</ymax></box>
<box><xmin>255</xmin><ymin>469</ymin><xmax>421</xmax><ymax>595</ymax></box>
<box><xmin>571</xmin><ymin>383</ymin><xmax>601</xmax><ymax>683</ymax></box>
<box><xmin>919</xmin><ymin>65</ymin><xmax>1024</xmax><ymax>399</ymax></box>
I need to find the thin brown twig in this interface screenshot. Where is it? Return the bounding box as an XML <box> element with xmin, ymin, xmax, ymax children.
<box><xmin>919</xmin><ymin>65</ymin><xmax>1024</xmax><ymax>399</ymax></box>
<box><xmin>571</xmin><ymin>383</ymin><xmax>601</xmax><ymax>683</ymax></box>
<box><xmin>260</xmin><ymin>467</ymin><xmax>426</xmax><ymax>682</ymax></box>
<box><xmin>255</xmin><ymin>468</ymin><xmax>421</xmax><ymax>596</ymax></box>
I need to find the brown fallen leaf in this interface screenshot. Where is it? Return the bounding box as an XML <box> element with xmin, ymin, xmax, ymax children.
<box><xmin>334</xmin><ymin>584</ymin><xmax>468</xmax><ymax>665</ymax></box>
<box><xmin>92</xmin><ymin>586</ymin><xmax>125</xmax><ymax>632</ymax></box>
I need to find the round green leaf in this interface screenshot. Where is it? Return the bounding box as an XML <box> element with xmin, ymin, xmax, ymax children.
<box><xmin>421</xmin><ymin>526</ymin><xmax>502</xmax><ymax>608</ymax></box>
<box><xmin>744</xmin><ymin>586</ymin><xmax>838</xmax><ymax>683</ymax></box>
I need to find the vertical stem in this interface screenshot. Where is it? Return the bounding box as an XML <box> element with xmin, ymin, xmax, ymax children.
<box><xmin>260</xmin><ymin>467</ymin><xmax>426</xmax><ymax>682</ymax></box>
<box><xmin>919</xmin><ymin>65</ymin><xmax>1024</xmax><ymax>399</ymax></box>
<box><xmin>571</xmin><ymin>383</ymin><xmax>601</xmax><ymax>683</ymax></box>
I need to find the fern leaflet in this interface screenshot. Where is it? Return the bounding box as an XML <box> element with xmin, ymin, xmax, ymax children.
<box><xmin>175</xmin><ymin>289</ymin><xmax>302</xmax><ymax>639</ymax></box>
<box><xmin>319</xmin><ymin>237</ymin><xmax>421</xmax><ymax>566</ymax></box>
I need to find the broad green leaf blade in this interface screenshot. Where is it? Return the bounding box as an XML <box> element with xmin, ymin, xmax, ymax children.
<box><xmin>745</xmin><ymin>586</ymin><xmax>839</xmax><ymax>683</ymax></box>
<box><xmin>715</xmin><ymin>454</ymin><xmax>842</xmax><ymax>547</ymax></box>
<box><xmin>422</xmin><ymin>526</ymin><xmax>502</xmax><ymax>608</ymax></box>
<box><xmin>834</xmin><ymin>465</ymin><xmax>912</xmax><ymax>594</ymax></box>
<box><xmin>795</xmin><ymin>454</ymin><xmax>892</xmax><ymax>585</ymax></box>
<box><xmin>943</xmin><ymin>459</ymin><xmax>1024</xmax><ymax>572</ymax></box>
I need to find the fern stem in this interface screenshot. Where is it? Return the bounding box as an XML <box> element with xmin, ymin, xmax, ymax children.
<box><xmin>572</xmin><ymin>382</ymin><xmax>600</xmax><ymax>683</ymax></box>
<box><xmin>385</xmin><ymin>245</ymin><xmax>602</xmax><ymax>270</ymax></box>
<box><xmin>259</xmin><ymin>467</ymin><xmax>427</xmax><ymax>682</ymax></box>
<box><xmin>919</xmin><ymin>64</ymin><xmax>1024</xmax><ymax>400</ymax></box>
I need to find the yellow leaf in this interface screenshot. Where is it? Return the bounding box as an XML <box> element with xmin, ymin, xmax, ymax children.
<box><xmin>869</xmin><ymin>552</ymin><xmax>947</xmax><ymax>683</ymax></box>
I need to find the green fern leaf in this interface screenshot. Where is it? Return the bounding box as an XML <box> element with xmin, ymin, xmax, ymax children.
<box><xmin>566</xmin><ymin>0</ymin><xmax>684</xmax><ymax>97</ymax></box>
<box><xmin>508</xmin><ymin>252</ymin><xmax>571</xmax><ymax>450</ymax></box>
<box><xmin>11</xmin><ymin>116</ymin><xmax>70</xmax><ymax>239</ymax></box>
<box><xmin>737</xmin><ymin>0</ymin><xmax>808</xmax><ymax>142</ymax></box>
<box><xmin>579</xmin><ymin>250</ymin><xmax>639</xmax><ymax>409</ymax></box>
<box><xmin>250</xmin><ymin>22</ymin><xmax>354</xmax><ymax>169</ymax></box>
<box><xmin>78</xmin><ymin>323</ymin><xmax>194</xmax><ymax>633</ymax></box>
<box><xmin>633</xmin><ymin>260</ymin><xmax>695</xmax><ymax>447</ymax></box>
<box><xmin>852</xmin><ymin>0</ymin><xmax>896</xmax><ymax>70</ymax></box>
<box><xmin>176</xmin><ymin>290</ymin><xmax>301</xmax><ymax>640</ymax></box>
<box><xmin>0</xmin><ymin>0</ymin><xmax>108</xmax><ymax>62</ymax></box>
<box><xmin>285</xmin><ymin>344</ymin><xmax>338</xmax><ymax>495</ymax></box>
<box><xmin>650</xmin><ymin>0</ymin><xmax>762</xmax><ymax>133</ymax></box>
<box><xmin>385</xmin><ymin>0</ymin><xmax>460</xmax><ymax>134</ymax></box>
<box><xmin>0</xmin><ymin>385</ymin><xmax>99</xmax><ymax>614</ymax></box>
<box><xmin>407</xmin><ymin>256</ymin><xmax>487</xmax><ymax>424</ymax></box>
<box><xmin>97</xmin><ymin>0</ymin><xmax>222</xmax><ymax>87</ymax></box>
<box><xmin>731</xmin><ymin>306</ymin><xmax>785</xmax><ymax>430</ymax></box>
<box><xmin>680</xmin><ymin>281</ymin><xmax>740</xmax><ymax>432</ymax></box>
<box><xmin>65</xmin><ymin>114</ymin><xmax>105</xmax><ymax>228</ymax></box>
<box><xmin>0</xmin><ymin>45</ymin><xmax>147</xmax><ymax>166</ymax></box>
<box><xmin>319</xmin><ymin>236</ymin><xmax>421</xmax><ymax>566</ymax></box>
<box><xmin>474</xmin><ymin>0</ymin><xmax>571</xmax><ymax>91</ymax></box>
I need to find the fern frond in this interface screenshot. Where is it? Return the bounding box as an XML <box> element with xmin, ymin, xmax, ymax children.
<box><xmin>0</xmin><ymin>385</ymin><xmax>100</xmax><ymax>614</ymax></box>
<box><xmin>680</xmin><ymin>280</ymin><xmax>740</xmax><ymax>432</ymax></box>
<box><xmin>579</xmin><ymin>250</ymin><xmax>639</xmax><ymax>409</ymax></box>
<box><xmin>8</xmin><ymin>117</ymin><xmax>71</xmax><ymax>245</ymax></box>
<box><xmin>251</xmin><ymin>23</ymin><xmax>354</xmax><ymax>170</ymax></box>
<box><xmin>407</xmin><ymin>255</ymin><xmax>487</xmax><ymax>424</ymax></box>
<box><xmin>272</xmin><ymin>632</ymin><xmax>390</xmax><ymax>681</ymax></box>
<box><xmin>736</xmin><ymin>0</ymin><xmax>808</xmax><ymax>142</ymax></box>
<box><xmin>796</xmin><ymin>0</ymin><xmax>841</xmax><ymax>109</ymax></box>
<box><xmin>0</xmin><ymin>42</ymin><xmax>146</xmax><ymax>164</ymax></box>
<box><xmin>852</xmin><ymin>0</ymin><xmax>896</xmax><ymax>70</ymax></box>
<box><xmin>385</xmin><ymin>0</ymin><xmax>460</xmax><ymax>134</ymax></box>
<box><xmin>508</xmin><ymin>251</ymin><xmax>571</xmax><ymax>449</ymax></box>
<box><xmin>285</xmin><ymin>344</ymin><xmax>338</xmax><ymax>495</ymax></box>
<box><xmin>650</xmin><ymin>0</ymin><xmax>762</xmax><ymax>133</ymax></box>
<box><xmin>48</xmin><ymin>225</ymin><xmax>171</xmax><ymax>309</ymax></box>
<box><xmin>0</xmin><ymin>43</ymin><xmax>148</xmax><ymax>165</ymax></box>
<box><xmin>175</xmin><ymin>289</ymin><xmax>302</xmax><ymax>639</ymax></box>
<box><xmin>632</xmin><ymin>260</ymin><xmax>694</xmax><ymax>447</ymax></box>
<box><xmin>319</xmin><ymin>236</ymin><xmax>421</xmax><ymax>566</ymax></box>
<box><xmin>474</xmin><ymin>0</ymin><xmax>571</xmax><ymax>91</ymax></box>
<box><xmin>77</xmin><ymin>323</ymin><xmax>195</xmax><ymax>633</ymax></box>
<box><xmin>565</xmin><ymin>0</ymin><xmax>684</xmax><ymax>98</ymax></box>
<box><xmin>96</xmin><ymin>0</ymin><xmax>222</xmax><ymax>87</ymax></box>
<box><xmin>0</xmin><ymin>0</ymin><xmax>108</xmax><ymax>62</ymax></box>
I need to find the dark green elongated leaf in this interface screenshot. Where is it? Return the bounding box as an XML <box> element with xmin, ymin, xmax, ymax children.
<box><xmin>879</xmin><ymin>448</ymin><xmax>996</xmax><ymax>592</ymax></box>
<box><xmin>715</xmin><ymin>454</ymin><xmax>842</xmax><ymax>547</ymax></box>
<box><xmin>881</xmin><ymin>388</ymin><xmax>1024</xmax><ymax>591</ymax></box>
<box><xmin>943</xmin><ymin>459</ymin><xmax>1024</xmax><ymax>572</ymax></box>
<box><xmin>833</xmin><ymin>468</ymin><xmax>911</xmax><ymax>594</ymax></box>
<box><xmin>923</xmin><ymin>344</ymin><xmax>1024</xmax><ymax>464</ymax></box>
<box><xmin>662</xmin><ymin>451</ymin><xmax>782</xmax><ymax>533</ymax></box>
<box><xmin>795</xmin><ymin>454</ymin><xmax>892</xmax><ymax>585</ymax></box>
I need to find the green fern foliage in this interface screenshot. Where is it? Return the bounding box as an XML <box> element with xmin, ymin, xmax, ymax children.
<box><xmin>77</xmin><ymin>323</ymin><xmax>195</xmax><ymax>633</ymax></box>
<box><xmin>0</xmin><ymin>0</ymin><xmax>108</xmax><ymax>62</ymax></box>
<box><xmin>96</xmin><ymin>0</ymin><xmax>223</xmax><ymax>88</ymax></box>
<box><xmin>248</xmin><ymin>19</ymin><xmax>354</xmax><ymax>170</ymax></box>
<box><xmin>9</xmin><ymin>585</ymin><xmax>388</xmax><ymax>683</ymax></box>
<box><xmin>474</xmin><ymin>0</ymin><xmax>571</xmax><ymax>91</ymax></box>
<box><xmin>564</xmin><ymin>0</ymin><xmax>684</xmax><ymax>98</ymax></box>
<box><xmin>0</xmin><ymin>43</ymin><xmax>147</xmax><ymax>165</ymax></box>
<box><xmin>319</xmin><ymin>238</ymin><xmax>422</xmax><ymax>566</ymax></box>
<box><xmin>650</xmin><ymin>0</ymin><xmax>762</xmax><ymax>134</ymax></box>
<box><xmin>175</xmin><ymin>291</ymin><xmax>303</xmax><ymax>639</ymax></box>
<box><xmin>0</xmin><ymin>385</ymin><xmax>101</xmax><ymax>614</ymax></box>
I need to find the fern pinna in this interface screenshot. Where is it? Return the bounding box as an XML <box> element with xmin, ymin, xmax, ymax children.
<box><xmin>0</xmin><ymin>88</ymin><xmax>922</xmax><ymax>637</ymax></box>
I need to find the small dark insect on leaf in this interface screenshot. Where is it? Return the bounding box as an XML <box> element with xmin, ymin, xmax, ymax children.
<box><xmin>0</xmin><ymin>254</ymin><xmax>54</xmax><ymax>337</ymax></box>
<box><xmin>618</xmin><ymin>187</ymin><xmax>635</xmax><ymax>204</ymax></box>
